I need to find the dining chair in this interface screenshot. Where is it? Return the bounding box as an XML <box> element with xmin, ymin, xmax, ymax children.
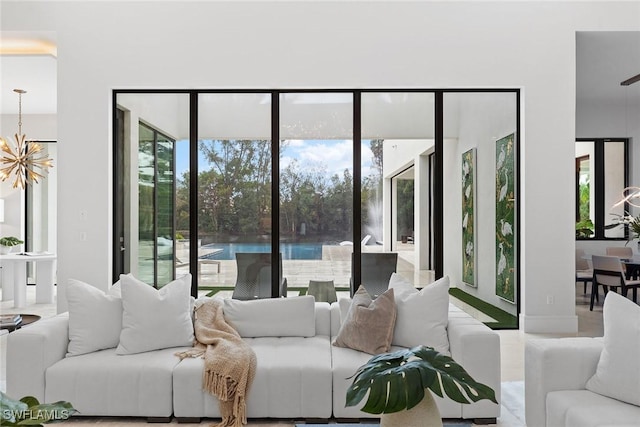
<box><xmin>605</xmin><ymin>246</ymin><xmax>633</xmax><ymax>258</ymax></box>
<box><xmin>575</xmin><ymin>248</ymin><xmax>593</xmax><ymax>294</ymax></box>
<box><xmin>590</xmin><ymin>255</ymin><xmax>640</xmax><ymax>311</ymax></box>
<box><xmin>232</xmin><ymin>253</ymin><xmax>288</xmax><ymax>300</ymax></box>
<box><xmin>350</xmin><ymin>252</ymin><xmax>398</xmax><ymax>298</ymax></box>
<box><xmin>605</xmin><ymin>246</ymin><xmax>634</xmax><ymax>275</ymax></box>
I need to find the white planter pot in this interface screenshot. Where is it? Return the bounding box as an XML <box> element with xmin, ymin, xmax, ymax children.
<box><xmin>0</xmin><ymin>245</ymin><xmax>12</xmax><ymax>255</ymax></box>
<box><xmin>380</xmin><ymin>389</ymin><xmax>443</xmax><ymax>427</ymax></box>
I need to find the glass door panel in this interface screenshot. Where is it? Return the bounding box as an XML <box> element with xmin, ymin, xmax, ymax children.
<box><xmin>197</xmin><ymin>93</ymin><xmax>272</xmax><ymax>297</ymax></box>
<box><xmin>137</xmin><ymin>123</ymin><xmax>156</xmax><ymax>285</ymax></box>
<box><xmin>138</xmin><ymin>122</ymin><xmax>176</xmax><ymax>287</ymax></box>
<box><xmin>279</xmin><ymin>92</ymin><xmax>353</xmax><ymax>298</ymax></box>
<box><xmin>156</xmin><ymin>134</ymin><xmax>175</xmax><ymax>285</ymax></box>
<box><xmin>115</xmin><ymin>93</ymin><xmax>188</xmax><ymax>287</ymax></box>
<box><xmin>361</xmin><ymin>92</ymin><xmax>435</xmax><ymax>291</ymax></box>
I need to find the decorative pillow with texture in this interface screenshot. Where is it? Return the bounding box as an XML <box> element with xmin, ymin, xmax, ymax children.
<box><xmin>388</xmin><ymin>273</ymin><xmax>450</xmax><ymax>355</ymax></box>
<box><xmin>333</xmin><ymin>286</ymin><xmax>397</xmax><ymax>355</ymax></box>
<box><xmin>116</xmin><ymin>274</ymin><xmax>194</xmax><ymax>355</ymax></box>
<box><xmin>223</xmin><ymin>295</ymin><xmax>316</xmax><ymax>337</ymax></box>
<box><xmin>585</xmin><ymin>292</ymin><xmax>640</xmax><ymax>406</ymax></box>
<box><xmin>66</xmin><ymin>279</ymin><xmax>123</xmax><ymax>357</ymax></box>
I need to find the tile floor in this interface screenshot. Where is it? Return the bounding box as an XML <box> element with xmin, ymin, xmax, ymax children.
<box><xmin>0</xmin><ymin>282</ymin><xmax>606</xmax><ymax>426</ymax></box>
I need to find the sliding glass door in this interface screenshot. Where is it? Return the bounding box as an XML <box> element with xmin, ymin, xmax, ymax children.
<box><xmin>279</xmin><ymin>93</ymin><xmax>354</xmax><ymax>295</ymax></box>
<box><xmin>137</xmin><ymin>123</ymin><xmax>176</xmax><ymax>287</ymax></box>
<box><xmin>113</xmin><ymin>89</ymin><xmax>521</xmax><ymax>324</ymax></box>
<box><xmin>114</xmin><ymin>93</ymin><xmax>188</xmax><ymax>288</ymax></box>
<box><xmin>196</xmin><ymin>93</ymin><xmax>272</xmax><ymax>295</ymax></box>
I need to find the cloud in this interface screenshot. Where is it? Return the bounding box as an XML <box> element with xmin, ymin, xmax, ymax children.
<box><xmin>283</xmin><ymin>139</ymin><xmax>354</xmax><ymax>177</ymax></box>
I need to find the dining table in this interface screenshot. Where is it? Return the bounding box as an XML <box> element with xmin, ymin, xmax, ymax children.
<box><xmin>621</xmin><ymin>255</ymin><xmax>640</xmax><ymax>280</ymax></box>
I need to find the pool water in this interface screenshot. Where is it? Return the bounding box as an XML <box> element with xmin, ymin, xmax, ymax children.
<box><xmin>204</xmin><ymin>242</ymin><xmax>323</xmax><ymax>260</ymax></box>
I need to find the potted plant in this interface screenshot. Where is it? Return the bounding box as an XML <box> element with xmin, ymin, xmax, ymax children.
<box><xmin>608</xmin><ymin>212</ymin><xmax>640</xmax><ymax>249</ymax></box>
<box><xmin>0</xmin><ymin>391</ymin><xmax>76</xmax><ymax>425</ymax></box>
<box><xmin>346</xmin><ymin>345</ymin><xmax>497</xmax><ymax>427</ymax></box>
<box><xmin>0</xmin><ymin>236</ymin><xmax>24</xmax><ymax>255</ymax></box>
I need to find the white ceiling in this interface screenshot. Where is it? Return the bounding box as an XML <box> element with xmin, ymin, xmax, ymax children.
<box><xmin>576</xmin><ymin>31</ymin><xmax>640</xmax><ymax>104</ymax></box>
<box><xmin>1</xmin><ymin>31</ymin><xmax>638</xmax><ymax>117</ymax></box>
<box><xmin>1</xmin><ymin>32</ymin><xmax>57</xmax><ymax>115</ymax></box>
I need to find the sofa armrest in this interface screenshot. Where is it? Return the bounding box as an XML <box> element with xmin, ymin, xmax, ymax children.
<box><xmin>7</xmin><ymin>313</ymin><xmax>69</xmax><ymax>401</ymax></box>
<box><xmin>447</xmin><ymin>316</ymin><xmax>501</xmax><ymax>419</ymax></box>
<box><xmin>524</xmin><ymin>337</ymin><xmax>603</xmax><ymax>427</ymax></box>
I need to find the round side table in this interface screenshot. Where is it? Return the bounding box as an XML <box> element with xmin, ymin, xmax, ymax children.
<box><xmin>0</xmin><ymin>314</ymin><xmax>41</xmax><ymax>332</ymax></box>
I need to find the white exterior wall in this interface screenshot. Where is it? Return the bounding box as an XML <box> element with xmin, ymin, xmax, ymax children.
<box><xmin>2</xmin><ymin>0</ymin><xmax>639</xmax><ymax>332</ymax></box>
<box><xmin>382</xmin><ymin>139</ymin><xmax>434</xmax><ymax>272</ymax></box>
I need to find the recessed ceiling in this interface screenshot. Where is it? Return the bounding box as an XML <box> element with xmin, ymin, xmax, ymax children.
<box><xmin>0</xmin><ymin>32</ymin><xmax>57</xmax><ymax>115</ymax></box>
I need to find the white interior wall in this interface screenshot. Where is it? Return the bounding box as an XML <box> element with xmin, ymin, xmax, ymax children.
<box><xmin>576</xmin><ymin>30</ymin><xmax>640</xmax><ymax>228</ymax></box>
<box><xmin>2</xmin><ymin>0</ymin><xmax>639</xmax><ymax>332</ymax></box>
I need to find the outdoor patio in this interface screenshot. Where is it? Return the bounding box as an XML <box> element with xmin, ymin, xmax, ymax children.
<box><xmin>175</xmin><ymin>242</ymin><xmax>427</xmax><ymax>298</ymax></box>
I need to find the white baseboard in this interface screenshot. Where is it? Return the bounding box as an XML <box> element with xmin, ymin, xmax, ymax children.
<box><xmin>521</xmin><ymin>314</ymin><xmax>578</xmax><ymax>333</ymax></box>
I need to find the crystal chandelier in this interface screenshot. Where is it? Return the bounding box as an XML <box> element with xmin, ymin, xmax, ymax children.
<box><xmin>0</xmin><ymin>89</ymin><xmax>53</xmax><ymax>189</ymax></box>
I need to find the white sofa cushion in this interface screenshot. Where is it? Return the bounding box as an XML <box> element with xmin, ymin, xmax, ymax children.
<box><xmin>585</xmin><ymin>291</ymin><xmax>640</xmax><ymax>406</ymax></box>
<box><xmin>46</xmin><ymin>347</ymin><xmax>184</xmax><ymax>417</ymax></box>
<box><xmin>222</xmin><ymin>295</ymin><xmax>316</xmax><ymax>337</ymax></box>
<box><xmin>66</xmin><ymin>279</ymin><xmax>122</xmax><ymax>357</ymax></box>
<box><xmin>388</xmin><ymin>273</ymin><xmax>450</xmax><ymax>354</ymax></box>
<box><xmin>116</xmin><ymin>274</ymin><xmax>194</xmax><ymax>355</ymax></box>
<box><xmin>547</xmin><ymin>389</ymin><xmax>640</xmax><ymax>427</ymax></box>
<box><xmin>173</xmin><ymin>336</ymin><xmax>333</xmax><ymax>418</ymax></box>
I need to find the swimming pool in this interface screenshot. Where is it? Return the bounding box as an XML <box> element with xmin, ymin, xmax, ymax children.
<box><xmin>203</xmin><ymin>242</ymin><xmax>323</xmax><ymax>260</ymax></box>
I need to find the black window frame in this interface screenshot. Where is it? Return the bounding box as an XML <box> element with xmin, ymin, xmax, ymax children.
<box><xmin>112</xmin><ymin>88</ymin><xmax>522</xmax><ymax>321</ymax></box>
<box><xmin>575</xmin><ymin>138</ymin><xmax>630</xmax><ymax>241</ymax></box>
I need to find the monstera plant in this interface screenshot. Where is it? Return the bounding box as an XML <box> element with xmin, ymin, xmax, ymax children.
<box><xmin>346</xmin><ymin>345</ymin><xmax>497</xmax><ymax>427</ymax></box>
<box><xmin>0</xmin><ymin>391</ymin><xmax>76</xmax><ymax>426</ymax></box>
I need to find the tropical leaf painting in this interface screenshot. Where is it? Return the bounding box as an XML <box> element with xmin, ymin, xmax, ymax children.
<box><xmin>462</xmin><ymin>148</ymin><xmax>476</xmax><ymax>287</ymax></box>
<box><xmin>496</xmin><ymin>133</ymin><xmax>516</xmax><ymax>303</ymax></box>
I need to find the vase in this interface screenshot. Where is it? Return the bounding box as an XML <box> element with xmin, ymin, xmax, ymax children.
<box><xmin>0</xmin><ymin>245</ymin><xmax>11</xmax><ymax>255</ymax></box>
<box><xmin>380</xmin><ymin>389</ymin><xmax>443</xmax><ymax>427</ymax></box>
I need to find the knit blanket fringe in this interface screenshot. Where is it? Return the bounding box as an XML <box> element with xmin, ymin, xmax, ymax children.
<box><xmin>176</xmin><ymin>299</ymin><xmax>256</xmax><ymax>427</ymax></box>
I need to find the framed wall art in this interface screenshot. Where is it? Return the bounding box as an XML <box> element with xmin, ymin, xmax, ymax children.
<box><xmin>495</xmin><ymin>133</ymin><xmax>516</xmax><ymax>303</ymax></box>
<box><xmin>462</xmin><ymin>148</ymin><xmax>476</xmax><ymax>287</ymax></box>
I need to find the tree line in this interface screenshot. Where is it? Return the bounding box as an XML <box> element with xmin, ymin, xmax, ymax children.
<box><xmin>175</xmin><ymin>139</ymin><xmax>386</xmax><ymax>244</ymax></box>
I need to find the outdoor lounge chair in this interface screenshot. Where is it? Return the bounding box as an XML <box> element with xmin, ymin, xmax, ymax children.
<box><xmin>350</xmin><ymin>252</ymin><xmax>398</xmax><ymax>298</ymax></box>
<box><xmin>232</xmin><ymin>252</ymin><xmax>288</xmax><ymax>300</ymax></box>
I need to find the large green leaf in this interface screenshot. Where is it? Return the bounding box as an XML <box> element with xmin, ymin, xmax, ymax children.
<box><xmin>345</xmin><ymin>345</ymin><xmax>497</xmax><ymax>414</ymax></box>
<box><xmin>1</xmin><ymin>391</ymin><xmax>28</xmax><ymax>425</ymax></box>
<box><xmin>0</xmin><ymin>392</ymin><xmax>76</xmax><ymax>426</ymax></box>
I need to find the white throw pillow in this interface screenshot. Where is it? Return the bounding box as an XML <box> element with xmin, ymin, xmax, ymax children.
<box><xmin>66</xmin><ymin>279</ymin><xmax>123</xmax><ymax>357</ymax></box>
<box><xmin>116</xmin><ymin>274</ymin><xmax>194</xmax><ymax>355</ymax></box>
<box><xmin>585</xmin><ymin>292</ymin><xmax>640</xmax><ymax>406</ymax></box>
<box><xmin>388</xmin><ymin>273</ymin><xmax>450</xmax><ymax>354</ymax></box>
<box><xmin>223</xmin><ymin>296</ymin><xmax>316</xmax><ymax>337</ymax></box>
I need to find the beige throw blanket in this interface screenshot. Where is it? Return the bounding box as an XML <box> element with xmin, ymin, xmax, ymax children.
<box><xmin>176</xmin><ymin>299</ymin><xmax>257</xmax><ymax>427</ymax></box>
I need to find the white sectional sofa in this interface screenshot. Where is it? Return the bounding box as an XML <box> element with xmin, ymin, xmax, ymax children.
<box><xmin>525</xmin><ymin>292</ymin><xmax>640</xmax><ymax>427</ymax></box>
<box><xmin>526</xmin><ymin>337</ymin><xmax>640</xmax><ymax>427</ymax></box>
<box><xmin>7</xmin><ymin>290</ymin><xmax>501</xmax><ymax>423</ymax></box>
